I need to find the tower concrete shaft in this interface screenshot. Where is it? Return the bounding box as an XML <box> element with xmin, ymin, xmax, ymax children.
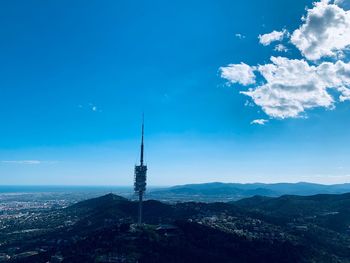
<box><xmin>134</xmin><ymin>116</ymin><xmax>147</xmax><ymax>225</ymax></box>
<box><xmin>138</xmin><ymin>191</ymin><xmax>143</xmax><ymax>225</ymax></box>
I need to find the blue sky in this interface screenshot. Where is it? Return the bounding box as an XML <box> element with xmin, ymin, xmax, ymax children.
<box><xmin>1</xmin><ymin>0</ymin><xmax>350</xmax><ymax>185</ymax></box>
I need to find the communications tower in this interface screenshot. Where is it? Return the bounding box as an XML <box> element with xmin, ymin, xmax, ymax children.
<box><xmin>134</xmin><ymin>116</ymin><xmax>147</xmax><ymax>225</ymax></box>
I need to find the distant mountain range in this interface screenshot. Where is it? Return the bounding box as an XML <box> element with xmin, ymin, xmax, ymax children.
<box><xmin>1</xmin><ymin>182</ymin><xmax>350</xmax><ymax>203</ymax></box>
<box><xmin>148</xmin><ymin>182</ymin><xmax>350</xmax><ymax>202</ymax></box>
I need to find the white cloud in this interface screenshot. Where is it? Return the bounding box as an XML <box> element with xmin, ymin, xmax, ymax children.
<box><xmin>220</xmin><ymin>63</ymin><xmax>256</xmax><ymax>85</ymax></box>
<box><xmin>235</xmin><ymin>33</ymin><xmax>246</xmax><ymax>39</ymax></box>
<box><xmin>90</xmin><ymin>104</ymin><xmax>102</xmax><ymax>112</ymax></box>
<box><xmin>244</xmin><ymin>100</ymin><xmax>255</xmax><ymax>107</ymax></box>
<box><xmin>1</xmin><ymin>160</ymin><xmax>42</xmax><ymax>165</ymax></box>
<box><xmin>79</xmin><ymin>103</ymin><xmax>101</xmax><ymax>112</ymax></box>
<box><xmin>338</xmin><ymin>86</ymin><xmax>350</xmax><ymax>101</ymax></box>
<box><xmin>291</xmin><ymin>0</ymin><xmax>350</xmax><ymax>60</ymax></box>
<box><xmin>89</xmin><ymin>103</ymin><xmax>98</xmax><ymax>112</ymax></box>
<box><xmin>220</xmin><ymin>0</ymin><xmax>350</xmax><ymax>120</ymax></box>
<box><xmin>274</xmin><ymin>44</ymin><xmax>288</xmax><ymax>52</ymax></box>
<box><xmin>240</xmin><ymin>57</ymin><xmax>350</xmax><ymax>119</ymax></box>
<box><xmin>241</xmin><ymin>57</ymin><xmax>332</xmax><ymax>118</ymax></box>
<box><xmin>259</xmin><ymin>30</ymin><xmax>287</xmax><ymax>46</ymax></box>
<box><xmin>251</xmin><ymin>119</ymin><xmax>268</xmax><ymax>125</ymax></box>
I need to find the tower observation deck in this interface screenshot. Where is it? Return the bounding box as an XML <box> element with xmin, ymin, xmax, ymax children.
<box><xmin>134</xmin><ymin>116</ymin><xmax>147</xmax><ymax>225</ymax></box>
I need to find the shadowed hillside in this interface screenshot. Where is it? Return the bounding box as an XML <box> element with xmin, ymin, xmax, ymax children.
<box><xmin>1</xmin><ymin>193</ymin><xmax>349</xmax><ymax>263</ymax></box>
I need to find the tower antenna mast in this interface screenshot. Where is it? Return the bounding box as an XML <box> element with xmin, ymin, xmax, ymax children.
<box><xmin>140</xmin><ymin>114</ymin><xmax>144</xmax><ymax>166</ymax></box>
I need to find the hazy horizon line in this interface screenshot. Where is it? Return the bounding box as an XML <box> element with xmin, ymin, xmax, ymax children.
<box><xmin>0</xmin><ymin>181</ymin><xmax>350</xmax><ymax>187</ymax></box>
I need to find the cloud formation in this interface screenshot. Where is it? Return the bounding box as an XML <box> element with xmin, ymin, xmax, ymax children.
<box><xmin>235</xmin><ymin>33</ymin><xmax>246</xmax><ymax>39</ymax></box>
<box><xmin>274</xmin><ymin>44</ymin><xmax>288</xmax><ymax>52</ymax></box>
<box><xmin>258</xmin><ymin>30</ymin><xmax>287</xmax><ymax>46</ymax></box>
<box><xmin>241</xmin><ymin>57</ymin><xmax>350</xmax><ymax>118</ymax></box>
<box><xmin>220</xmin><ymin>0</ymin><xmax>350</xmax><ymax>120</ymax></box>
<box><xmin>291</xmin><ymin>0</ymin><xmax>350</xmax><ymax>60</ymax></box>
<box><xmin>251</xmin><ymin>119</ymin><xmax>268</xmax><ymax>125</ymax></box>
<box><xmin>220</xmin><ymin>63</ymin><xmax>256</xmax><ymax>85</ymax></box>
<box><xmin>78</xmin><ymin>103</ymin><xmax>101</xmax><ymax>113</ymax></box>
